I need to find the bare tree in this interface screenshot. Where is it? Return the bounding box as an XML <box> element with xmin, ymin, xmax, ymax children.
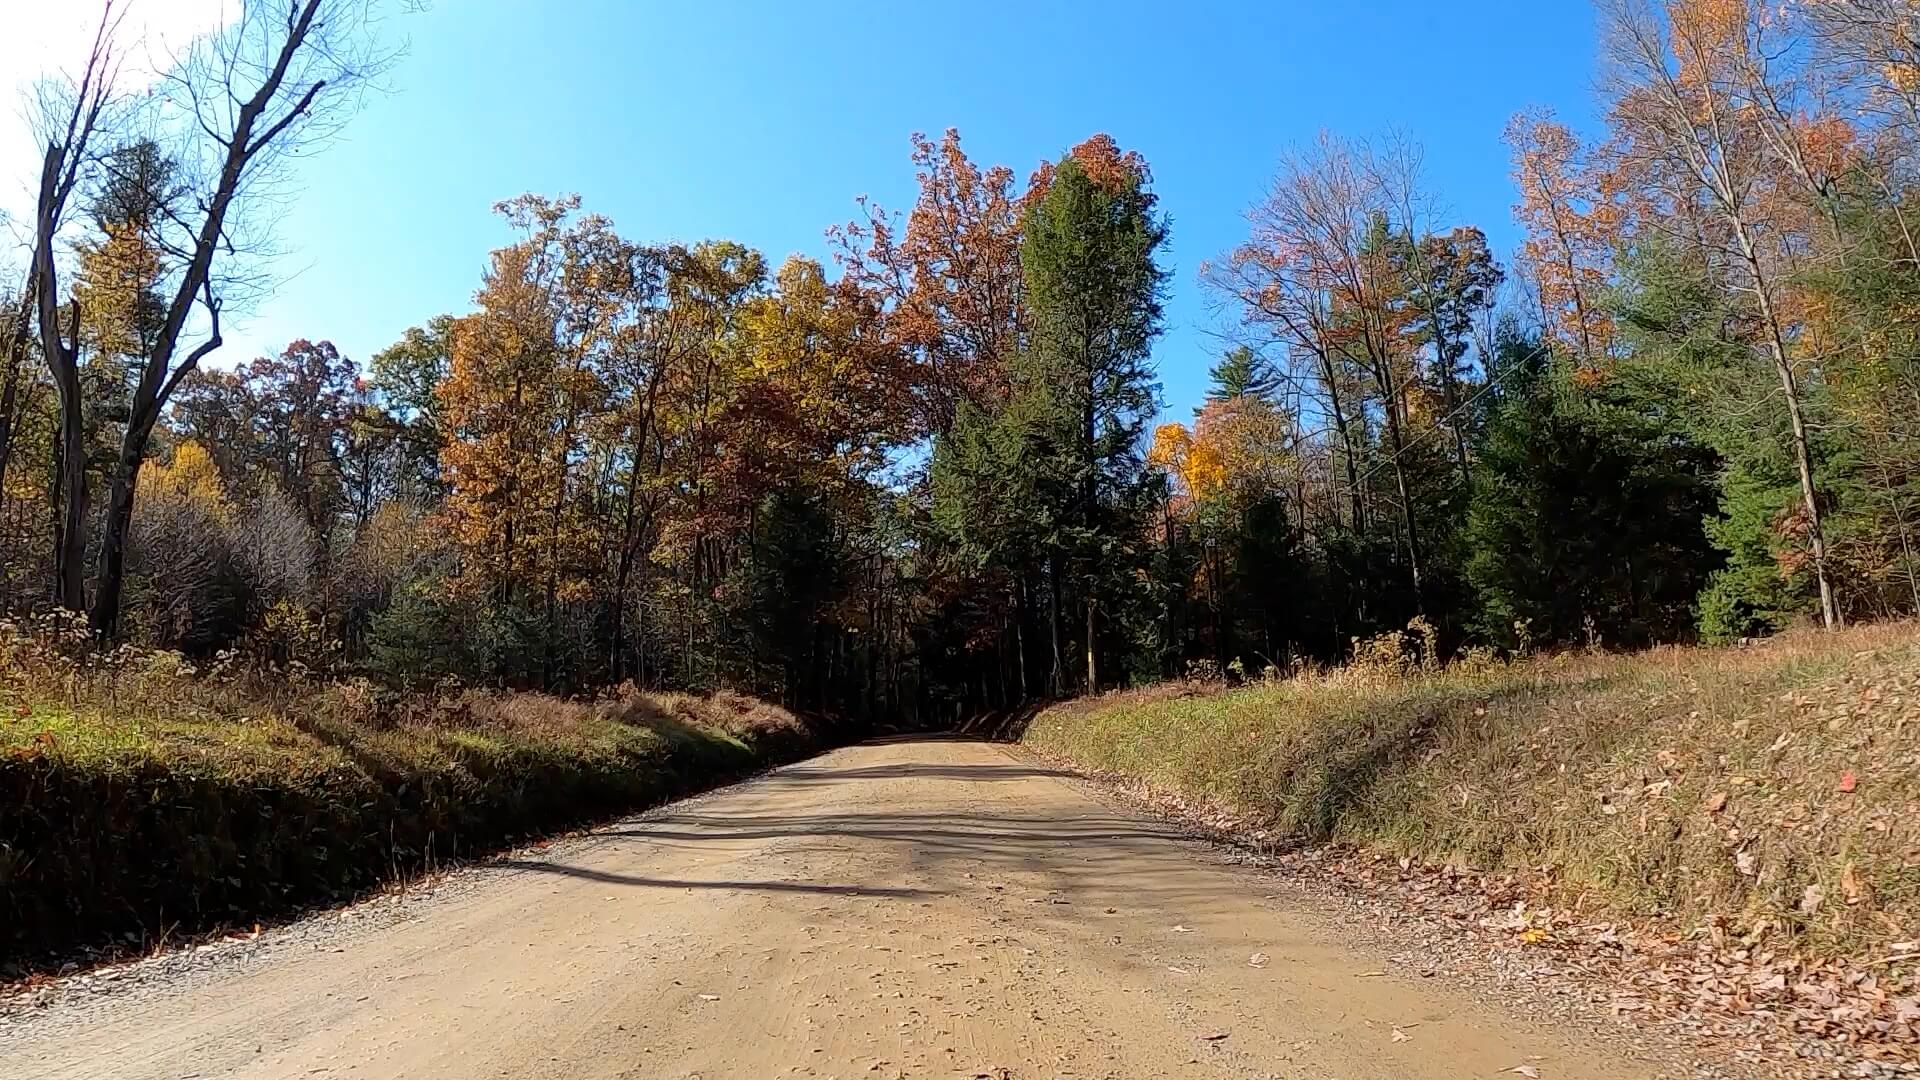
<box><xmin>1203</xmin><ymin>138</ymin><xmax>1373</xmax><ymax>536</ymax></box>
<box><xmin>1233</xmin><ymin>134</ymin><xmax>1428</xmax><ymax>602</ymax></box>
<box><xmin>1805</xmin><ymin>1</ymin><xmax>1920</xmax><ymax>155</ymax></box>
<box><xmin>1366</xmin><ymin>136</ymin><xmax>1495</xmax><ymax>484</ymax></box>
<box><xmin>1805</xmin><ymin>1</ymin><xmax>1920</xmax><ymax>266</ymax></box>
<box><xmin>31</xmin><ymin>2</ymin><xmax>127</xmax><ymax>612</ymax></box>
<box><xmin>28</xmin><ymin>0</ymin><xmax>394</xmax><ymax>636</ymax></box>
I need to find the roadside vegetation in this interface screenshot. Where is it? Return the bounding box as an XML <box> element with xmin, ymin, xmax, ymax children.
<box><xmin>1026</xmin><ymin>622</ymin><xmax>1920</xmax><ymax>962</ymax></box>
<box><xmin>0</xmin><ymin>620</ymin><xmax>818</xmax><ymax>969</ymax></box>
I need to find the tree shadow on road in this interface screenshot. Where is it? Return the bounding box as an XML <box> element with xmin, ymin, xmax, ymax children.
<box><xmin>569</xmin><ymin>808</ymin><xmax>1211</xmax><ymax>906</ymax></box>
<box><xmin>489</xmin><ymin>860</ymin><xmax>929</xmax><ymax>897</ymax></box>
<box><xmin>954</xmin><ymin>704</ymin><xmax>1046</xmax><ymax>741</ymax></box>
<box><xmin>759</xmin><ymin>761</ymin><xmax>1072</xmax><ymax>785</ymax></box>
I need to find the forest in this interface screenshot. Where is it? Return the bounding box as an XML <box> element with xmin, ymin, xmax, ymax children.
<box><xmin>3</xmin><ymin>0</ymin><xmax>1919</xmax><ymax>727</ymax></box>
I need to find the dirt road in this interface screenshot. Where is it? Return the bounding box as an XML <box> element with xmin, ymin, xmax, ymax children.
<box><xmin>2</xmin><ymin>738</ymin><xmax>1666</xmax><ymax>1079</ymax></box>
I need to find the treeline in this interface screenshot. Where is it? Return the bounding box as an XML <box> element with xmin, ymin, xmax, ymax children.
<box><xmin>4</xmin><ymin>0</ymin><xmax>1918</xmax><ymax>721</ymax></box>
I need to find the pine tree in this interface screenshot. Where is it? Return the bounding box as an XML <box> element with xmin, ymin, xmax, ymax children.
<box><xmin>1206</xmin><ymin>347</ymin><xmax>1279</xmax><ymax>402</ymax></box>
<box><xmin>1610</xmin><ymin>238</ymin><xmax>1832</xmax><ymax>641</ymax></box>
<box><xmin>1467</xmin><ymin>329</ymin><xmax>1722</xmax><ymax>648</ymax></box>
<box><xmin>1013</xmin><ymin>139</ymin><xmax>1168</xmax><ymax>693</ymax></box>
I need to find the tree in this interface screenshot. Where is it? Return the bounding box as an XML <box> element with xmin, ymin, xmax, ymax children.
<box><xmin>1204</xmin><ymin>146</ymin><xmax>1371</xmax><ymax>534</ymax></box>
<box><xmin>1014</xmin><ymin>136</ymin><xmax>1167</xmax><ymax>693</ymax></box>
<box><xmin>438</xmin><ymin>196</ymin><xmax>624</xmax><ymax>629</ymax></box>
<box><xmin>29</xmin><ymin>0</ymin><xmax>392</xmax><ymax>637</ymax></box>
<box><xmin>369</xmin><ymin>317</ymin><xmax>455</xmax><ymax>501</ymax></box>
<box><xmin>125</xmin><ymin>441</ymin><xmax>242</xmax><ymax>651</ymax></box>
<box><xmin>1206</xmin><ymin>346</ymin><xmax>1280</xmax><ymax>401</ymax></box>
<box><xmin>1506</xmin><ymin>109</ymin><xmax>1622</xmax><ymax>366</ymax></box>
<box><xmin>1467</xmin><ymin>332</ymin><xmax>1722</xmax><ymax>648</ymax></box>
<box><xmin>1801</xmin><ymin>189</ymin><xmax>1920</xmax><ymax>618</ymax></box>
<box><xmin>832</xmin><ymin>129</ymin><xmax>1035</xmax><ymax>437</ymax></box>
<box><xmin>1599</xmin><ymin>0</ymin><xmax>1840</xmax><ymax>628</ymax></box>
<box><xmin>1207</xmin><ymin>134</ymin><xmax>1445</xmax><ymax>609</ymax></box>
<box><xmin>252</xmin><ymin>340</ymin><xmax>358</xmax><ymax>530</ymax></box>
<box><xmin>1149</xmin><ymin>352</ymin><xmax>1307</xmax><ymax>671</ymax></box>
<box><xmin>0</xmin><ymin>276</ymin><xmax>39</xmax><ymax>534</ymax></box>
<box><xmin>1395</xmin><ymin>225</ymin><xmax>1504</xmax><ymax>478</ymax></box>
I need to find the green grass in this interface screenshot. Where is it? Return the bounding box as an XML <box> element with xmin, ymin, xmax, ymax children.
<box><xmin>0</xmin><ymin>632</ymin><xmax>820</xmax><ymax>968</ymax></box>
<box><xmin>1024</xmin><ymin>623</ymin><xmax>1920</xmax><ymax>959</ymax></box>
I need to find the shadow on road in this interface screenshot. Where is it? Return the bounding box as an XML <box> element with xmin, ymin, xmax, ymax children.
<box><xmin>490</xmin><ymin>860</ymin><xmax>929</xmax><ymax>897</ymax></box>
<box><xmin>487</xmin><ymin>744</ymin><xmax>1231</xmax><ymax>911</ymax></box>
<box><xmin>954</xmin><ymin>705</ymin><xmax>1046</xmax><ymax>741</ymax></box>
<box><xmin>761</xmin><ymin>762</ymin><xmax>1072</xmax><ymax>784</ymax></box>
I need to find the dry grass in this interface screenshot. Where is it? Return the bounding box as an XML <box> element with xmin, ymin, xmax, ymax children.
<box><xmin>1024</xmin><ymin>623</ymin><xmax>1920</xmax><ymax>960</ymax></box>
<box><xmin>0</xmin><ymin>624</ymin><xmax>819</xmax><ymax>968</ymax></box>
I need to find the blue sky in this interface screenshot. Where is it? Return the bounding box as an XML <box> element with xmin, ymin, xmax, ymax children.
<box><xmin>183</xmin><ymin>0</ymin><xmax>1603</xmax><ymax>420</ymax></box>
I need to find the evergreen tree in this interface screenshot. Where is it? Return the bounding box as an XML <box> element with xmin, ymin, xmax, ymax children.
<box><xmin>1610</xmin><ymin>240</ymin><xmax>1836</xmax><ymax>641</ymax></box>
<box><xmin>1467</xmin><ymin>329</ymin><xmax>1722</xmax><ymax>648</ymax></box>
<box><xmin>1206</xmin><ymin>347</ymin><xmax>1279</xmax><ymax>402</ymax></box>
<box><xmin>1012</xmin><ymin>141</ymin><xmax>1168</xmax><ymax>693</ymax></box>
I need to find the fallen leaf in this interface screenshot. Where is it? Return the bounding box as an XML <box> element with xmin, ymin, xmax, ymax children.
<box><xmin>1247</xmin><ymin>952</ymin><xmax>1270</xmax><ymax>968</ymax></box>
<box><xmin>1841</xmin><ymin>862</ymin><xmax>1867</xmax><ymax>905</ymax></box>
<box><xmin>1704</xmin><ymin>792</ymin><xmax>1728</xmax><ymax>813</ymax></box>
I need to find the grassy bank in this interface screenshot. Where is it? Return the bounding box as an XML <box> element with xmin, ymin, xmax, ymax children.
<box><xmin>0</xmin><ymin>628</ymin><xmax>823</xmax><ymax>968</ymax></box>
<box><xmin>1024</xmin><ymin>623</ymin><xmax>1920</xmax><ymax>960</ymax></box>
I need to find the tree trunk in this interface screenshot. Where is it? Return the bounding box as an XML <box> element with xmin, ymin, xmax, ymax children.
<box><xmin>1558</xmin><ymin>236</ymin><xmax>1597</xmax><ymax>366</ymax></box>
<box><xmin>1434</xmin><ymin>342</ymin><xmax>1471</xmax><ymax>484</ymax></box>
<box><xmin>1416</xmin><ymin>268</ymin><xmax>1472</xmax><ymax>484</ymax></box>
<box><xmin>35</xmin><ymin>144</ymin><xmax>88</xmax><ymax>615</ymax></box>
<box><xmin>1315</xmin><ymin>344</ymin><xmax>1366</xmax><ymax>532</ymax></box>
<box><xmin>1084</xmin><ymin>597</ymin><xmax>1097</xmax><ymax>695</ymax></box>
<box><xmin>609</xmin><ymin>483</ymin><xmax>641</xmax><ymax>681</ymax></box>
<box><xmin>1374</xmin><ymin>363</ymin><xmax>1426</xmax><ymax>608</ymax></box>
<box><xmin>1047</xmin><ymin>555</ymin><xmax>1064</xmax><ymax>698</ymax></box>
<box><xmin>1737</xmin><ymin>227</ymin><xmax>1838</xmax><ymax>630</ymax></box>
<box><xmin>1773</xmin><ymin>347</ymin><xmax>1838</xmax><ymax>628</ymax></box>
<box><xmin>49</xmin><ymin>384</ymin><xmax>86</xmax><ymax>612</ymax></box>
<box><xmin>1385</xmin><ymin>418</ymin><xmax>1425</xmax><ymax>604</ymax></box>
<box><xmin>89</xmin><ymin>416</ymin><xmax>154</xmax><ymax>639</ymax></box>
<box><xmin>1014</xmin><ymin>575</ymin><xmax>1029</xmax><ymax>703</ymax></box>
